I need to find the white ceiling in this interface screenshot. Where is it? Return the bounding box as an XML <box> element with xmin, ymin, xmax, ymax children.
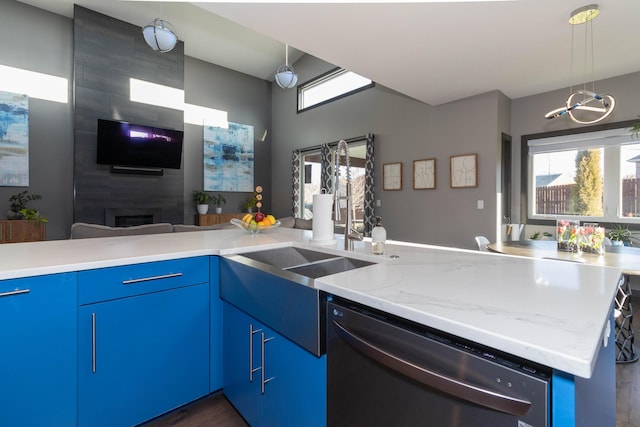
<box><xmin>16</xmin><ymin>0</ymin><xmax>640</xmax><ymax>106</ymax></box>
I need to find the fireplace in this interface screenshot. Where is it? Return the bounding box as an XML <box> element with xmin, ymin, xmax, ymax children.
<box><xmin>105</xmin><ymin>208</ymin><xmax>162</xmax><ymax>227</ymax></box>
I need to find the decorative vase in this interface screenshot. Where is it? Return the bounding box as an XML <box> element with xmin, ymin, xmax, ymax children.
<box><xmin>197</xmin><ymin>204</ymin><xmax>209</xmax><ymax>215</ymax></box>
<box><xmin>556</xmin><ymin>219</ymin><xmax>580</xmax><ymax>253</ymax></box>
<box><xmin>215</xmin><ymin>207</ymin><xmax>222</xmax><ymax>214</ymax></box>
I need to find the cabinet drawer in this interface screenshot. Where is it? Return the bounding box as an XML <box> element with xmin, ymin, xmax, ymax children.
<box><xmin>78</xmin><ymin>257</ymin><xmax>209</xmax><ymax>304</ymax></box>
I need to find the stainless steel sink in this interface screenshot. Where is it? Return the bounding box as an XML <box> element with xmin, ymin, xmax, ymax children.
<box><xmin>286</xmin><ymin>256</ymin><xmax>375</xmax><ymax>279</ymax></box>
<box><xmin>240</xmin><ymin>246</ymin><xmax>338</xmax><ymax>269</ymax></box>
<box><xmin>239</xmin><ymin>246</ymin><xmax>375</xmax><ymax>279</ymax></box>
<box><xmin>221</xmin><ymin>246</ymin><xmax>376</xmax><ymax>356</ymax></box>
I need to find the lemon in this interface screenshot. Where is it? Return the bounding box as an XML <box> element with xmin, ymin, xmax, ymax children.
<box><xmin>266</xmin><ymin>214</ymin><xmax>276</xmax><ymax>225</ymax></box>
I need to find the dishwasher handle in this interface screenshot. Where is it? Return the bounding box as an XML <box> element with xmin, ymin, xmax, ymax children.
<box><xmin>331</xmin><ymin>319</ymin><xmax>532</xmax><ymax>417</ymax></box>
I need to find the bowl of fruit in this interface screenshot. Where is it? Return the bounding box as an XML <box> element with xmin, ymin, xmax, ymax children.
<box><xmin>231</xmin><ymin>212</ymin><xmax>280</xmax><ymax>234</ymax></box>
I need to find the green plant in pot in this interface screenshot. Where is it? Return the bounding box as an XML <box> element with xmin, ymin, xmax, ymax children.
<box><xmin>211</xmin><ymin>193</ymin><xmax>226</xmax><ymax>214</ymax></box>
<box><xmin>7</xmin><ymin>190</ymin><xmax>46</xmax><ymax>222</ymax></box>
<box><xmin>608</xmin><ymin>224</ymin><xmax>632</xmax><ymax>246</ymax></box>
<box><xmin>193</xmin><ymin>190</ymin><xmax>213</xmax><ymax>215</ymax></box>
<box><xmin>242</xmin><ymin>193</ymin><xmax>257</xmax><ymax>213</ymax></box>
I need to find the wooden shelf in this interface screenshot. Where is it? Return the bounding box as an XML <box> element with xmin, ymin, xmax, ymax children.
<box><xmin>0</xmin><ymin>220</ymin><xmax>46</xmax><ymax>243</ymax></box>
<box><xmin>196</xmin><ymin>213</ymin><xmax>247</xmax><ymax>226</ymax></box>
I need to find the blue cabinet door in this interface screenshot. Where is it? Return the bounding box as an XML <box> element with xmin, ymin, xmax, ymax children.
<box><xmin>262</xmin><ymin>323</ymin><xmax>327</xmax><ymax>427</ymax></box>
<box><xmin>78</xmin><ymin>283</ymin><xmax>209</xmax><ymax>427</ymax></box>
<box><xmin>0</xmin><ymin>273</ymin><xmax>77</xmax><ymax>427</ymax></box>
<box><xmin>223</xmin><ymin>301</ymin><xmax>327</xmax><ymax>427</ymax></box>
<box><xmin>210</xmin><ymin>256</ymin><xmax>223</xmax><ymax>392</ymax></box>
<box><xmin>223</xmin><ymin>301</ymin><xmax>262</xmax><ymax>426</ymax></box>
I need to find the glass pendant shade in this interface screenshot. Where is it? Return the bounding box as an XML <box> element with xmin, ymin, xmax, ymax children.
<box><xmin>275</xmin><ymin>64</ymin><xmax>298</xmax><ymax>89</ymax></box>
<box><xmin>142</xmin><ymin>18</ymin><xmax>178</xmax><ymax>53</ymax></box>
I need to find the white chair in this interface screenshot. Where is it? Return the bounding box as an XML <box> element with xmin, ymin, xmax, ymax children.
<box><xmin>475</xmin><ymin>236</ymin><xmax>490</xmax><ymax>252</ymax></box>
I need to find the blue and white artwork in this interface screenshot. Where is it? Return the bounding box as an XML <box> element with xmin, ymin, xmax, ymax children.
<box><xmin>0</xmin><ymin>91</ymin><xmax>29</xmax><ymax>186</ymax></box>
<box><xmin>203</xmin><ymin>122</ymin><xmax>254</xmax><ymax>192</ymax></box>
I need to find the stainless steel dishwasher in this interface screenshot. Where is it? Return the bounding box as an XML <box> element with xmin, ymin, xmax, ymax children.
<box><xmin>327</xmin><ymin>299</ymin><xmax>550</xmax><ymax>427</ymax></box>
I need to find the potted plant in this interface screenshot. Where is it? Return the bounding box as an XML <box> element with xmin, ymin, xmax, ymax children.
<box><xmin>242</xmin><ymin>194</ymin><xmax>257</xmax><ymax>213</ymax></box>
<box><xmin>211</xmin><ymin>193</ymin><xmax>226</xmax><ymax>214</ymax></box>
<box><xmin>630</xmin><ymin>115</ymin><xmax>640</xmax><ymax>139</ymax></box>
<box><xmin>7</xmin><ymin>190</ymin><xmax>43</xmax><ymax>220</ymax></box>
<box><xmin>608</xmin><ymin>224</ymin><xmax>632</xmax><ymax>246</ymax></box>
<box><xmin>192</xmin><ymin>190</ymin><xmax>213</xmax><ymax>215</ymax></box>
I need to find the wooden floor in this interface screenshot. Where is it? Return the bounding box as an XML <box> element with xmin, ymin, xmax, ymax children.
<box><xmin>146</xmin><ymin>298</ymin><xmax>640</xmax><ymax>427</ymax></box>
<box><xmin>616</xmin><ymin>296</ymin><xmax>640</xmax><ymax>427</ymax></box>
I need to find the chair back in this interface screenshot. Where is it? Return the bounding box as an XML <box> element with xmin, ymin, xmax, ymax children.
<box><xmin>475</xmin><ymin>235</ymin><xmax>490</xmax><ymax>251</ymax></box>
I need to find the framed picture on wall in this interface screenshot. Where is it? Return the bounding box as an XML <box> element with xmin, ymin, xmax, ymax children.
<box><xmin>383</xmin><ymin>162</ymin><xmax>402</xmax><ymax>190</ymax></box>
<box><xmin>450</xmin><ymin>154</ymin><xmax>477</xmax><ymax>188</ymax></box>
<box><xmin>413</xmin><ymin>158</ymin><xmax>436</xmax><ymax>190</ymax></box>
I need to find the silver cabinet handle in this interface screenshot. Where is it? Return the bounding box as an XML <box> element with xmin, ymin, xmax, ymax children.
<box><xmin>122</xmin><ymin>272</ymin><xmax>182</xmax><ymax>285</ymax></box>
<box><xmin>249</xmin><ymin>323</ymin><xmax>262</xmax><ymax>382</ymax></box>
<box><xmin>91</xmin><ymin>313</ymin><xmax>97</xmax><ymax>373</ymax></box>
<box><xmin>261</xmin><ymin>332</ymin><xmax>275</xmax><ymax>394</ymax></box>
<box><xmin>332</xmin><ymin>319</ymin><xmax>531</xmax><ymax>417</ymax></box>
<box><xmin>0</xmin><ymin>289</ymin><xmax>30</xmax><ymax>298</ymax></box>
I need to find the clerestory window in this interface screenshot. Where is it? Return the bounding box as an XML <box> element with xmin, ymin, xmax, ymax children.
<box><xmin>297</xmin><ymin>68</ymin><xmax>373</xmax><ymax>113</ymax></box>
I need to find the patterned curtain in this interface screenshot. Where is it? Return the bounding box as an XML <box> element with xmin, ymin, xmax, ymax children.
<box><xmin>291</xmin><ymin>150</ymin><xmax>301</xmax><ymax>217</ymax></box>
<box><xmin>320</xmin><ymin>143</ymin><xmax>332</xmax><ymax>193</ymax></box>
<box><xmin>363</xmin><ymin>133</ymin><xmax>375</xmax><ymax>237</ymax></box>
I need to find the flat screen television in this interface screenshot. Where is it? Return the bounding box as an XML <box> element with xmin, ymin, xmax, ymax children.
<box><xmin>96</xmin><ymin>119</ymin><xmax>184</xmax><ymax>170</ymax></box>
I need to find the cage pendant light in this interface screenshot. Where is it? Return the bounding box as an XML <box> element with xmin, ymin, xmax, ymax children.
<box><xmin>544</xmin><ymin>4</ymin><xmax>615</xmax><ymax>125</ymax></box>
<box><xmin>275</xmin><ymin>44</ymin><xmax>298</xmax><ymax>89</ymax></box>
<box><xmin>142</xmin><ymin>18</ymin><xmax>178</xmax><ymax>53</ymax></box>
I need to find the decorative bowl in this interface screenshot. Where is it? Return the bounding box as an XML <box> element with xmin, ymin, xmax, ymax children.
<box><xmin>230</xmin><ymin>218</ymin><xmax>281</xmax><ymax>234</ymax></box>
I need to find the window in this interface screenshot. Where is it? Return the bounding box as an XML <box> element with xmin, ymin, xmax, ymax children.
<box><xmin>297</xmin><ymin>68</ymin><xmax>373</xmax><ymax>113</ymax></box>
<box><xmin>300</xmin><ymin>142</ymin><xmax>367</xmax><ymax>232</ymax></box>
<box><xmin>523</xmin><ymin>122</ymin><xmax>640</xmax><ymax>225</ymax></box>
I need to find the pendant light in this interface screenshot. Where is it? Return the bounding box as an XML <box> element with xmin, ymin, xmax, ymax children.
<box><xmin>544</xmin><ymin>4</ymin><xmax>615</xmax><ymax>125</ymax></box>
<box><xmin>142</xmin><ymin>18</ymin><xmax>178</xmax><ymax>53</ymax></box>
<box><xmin>275</xmin><ymin>44</ymin><xmax>298</xmax><ymax>89</ymax></box>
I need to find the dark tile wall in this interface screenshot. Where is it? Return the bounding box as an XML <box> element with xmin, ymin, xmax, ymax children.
<box><xmin>73</xmin><ymin>6</ymin><xmax>184</xmax><ymax>225</ymax></box>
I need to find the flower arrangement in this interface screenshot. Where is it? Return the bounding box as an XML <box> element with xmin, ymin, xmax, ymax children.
<box><xmin>579</xmin><ymin>224</ymin><xmax>605</xmax><ymax>255</ymax></box>
<box><xmin>557</xmin><ymin>219</ymin><xmax>580</xmax><ymax>253</ymax></box>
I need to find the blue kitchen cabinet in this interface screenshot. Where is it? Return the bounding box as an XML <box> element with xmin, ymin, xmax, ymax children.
<box><xmin>223</xmin><ymin>301</ymin><xmax>326</xmax><ymax>427</ymax></box>
<box><xmin>0</xmin><ymin>273</ymin><xmax>77</xmax><ymax>427</ymax></box>
<box><xmin>210</xmin><ymin>256</ymin><xmax>223</xmax><ymax>392</ymax></box>
<box><xmin>77</xmin><ymin>257</ymin><xmax>210</xmax><ymax>427</ymax></box>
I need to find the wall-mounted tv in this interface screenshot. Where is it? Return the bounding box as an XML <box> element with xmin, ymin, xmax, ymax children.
<box><xmin>96</xmin><ymin>119</ymin><xmax>184</xmax><ymax>170</ymax></box>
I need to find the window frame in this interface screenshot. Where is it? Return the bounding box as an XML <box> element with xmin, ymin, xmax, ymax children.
<box><xmin>297</xmin><ymin>67</ymin><xmax>374</xmax><ymax>114</ymax></box>
<box><xmin>521</xmin><ymin>119</ymin><xmax>638</xmax><ymax>227</ymax></box>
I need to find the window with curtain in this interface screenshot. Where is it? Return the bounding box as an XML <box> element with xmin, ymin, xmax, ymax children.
<box><xmin>524</xmin><ymin>123</ymin><xmax>640</xmax><ymax>224</ymax></box>
<box><xmin>292</xmin><ymin>134</ymin><xmax>375</xmax><ymax>235</ymax></box>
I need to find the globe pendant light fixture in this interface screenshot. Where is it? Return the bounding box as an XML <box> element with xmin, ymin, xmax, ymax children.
<box><xmin>275</xmin><ymin>44</ymin><xmax>298</xmax><ymax>89</ymax></box>
<box><xmin>142</xmin><ymin>18</ymin><xmax>178</xmax><ymax>53</ymax></box>
<box><xmin>544</xmin><ymin>4</ymin><xmax>615</xmax><ymax>125</ymax></box>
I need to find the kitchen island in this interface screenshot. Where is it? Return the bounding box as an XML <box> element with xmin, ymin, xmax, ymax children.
<box><xmin>0</xmin><ymin>227</ymin><xmax>621</xmax><ymax>426</ymax></box>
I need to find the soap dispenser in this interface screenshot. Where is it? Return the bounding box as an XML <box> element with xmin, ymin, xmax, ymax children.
<box><xmin>371</xmin><ymin>216</ymin><xmax>386</xmax><ymax>255</ymax></box>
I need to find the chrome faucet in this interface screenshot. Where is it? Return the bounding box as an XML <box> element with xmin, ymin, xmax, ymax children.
<box><xmin>334</xmin><ymin>140</ymin><xmax>363</xmax><ymax>250</ymax></box>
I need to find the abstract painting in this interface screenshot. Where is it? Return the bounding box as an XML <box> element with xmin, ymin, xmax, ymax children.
<box><xmin>383</xmin><ymin>162</ymin><xmax>402</xmax><ymax>190</ymax></box>
<box><xmin>203</xmin><ymin>122</ymin><xmax>254</xmax><ymax>192</ymax></box>
<box><xmin>413</xmin><ymin>158</ymin><xmax>436</xmax><ymax>189</ymax></box>
<box><xmin>450</xmin><ymin>154</ymin><xmax>477</xmax><ymax>188</ymax></box>
<box><xmin>0</xmin><ymin>91</ymin><xmax>29</xmax><ymax>186</ymax></box>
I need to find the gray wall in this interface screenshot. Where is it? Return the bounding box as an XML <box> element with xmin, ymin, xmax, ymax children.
<box><xmin>184</xmin><ymin>57</ymin><xmax>272</xmax><ymax>221</ymax></box>
<box><xmin>0</xmin><ymin>0</ymin><xmax>271</xmax><ymax>238</ymax></box>
<box><xmin>0</xmin><ymin>0</ymin><xmax>74</xmax><ymax>240</ymax></box>
<box><xmin>271</xmin><ymin>55</ymin><xmax>509</xmax><ymax>249</ymax></box>
<box><xmin>73</xmin><ymin>6</ymin><xmax>185</xmax><ymax>226</ymax></box>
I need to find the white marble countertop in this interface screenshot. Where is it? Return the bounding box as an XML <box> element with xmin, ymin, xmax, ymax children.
<box><xmin>0</xmin><ymin>228</ymin><xmax>621</xmax><ymax>378</ymax></box>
